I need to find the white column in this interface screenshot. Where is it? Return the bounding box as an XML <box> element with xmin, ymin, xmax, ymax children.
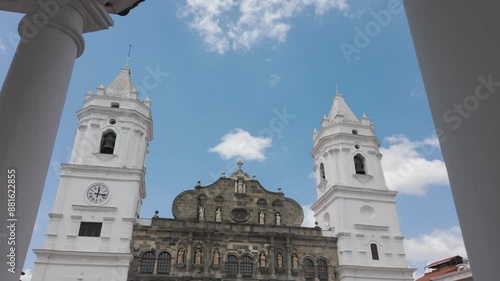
<box><xmin>404</xmin><ymin>2</ymin><xmax>500</xmax><ymax>281</ymax></box>
<box><xmin>0</xmin><ymin>2</ymin><xmax>111</xmax><ymax>279</ymax></box>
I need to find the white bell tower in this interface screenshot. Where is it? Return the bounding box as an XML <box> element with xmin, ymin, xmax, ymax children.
<box><xmin>310</xmin><ymin>91</ymin><xmax>414</xmax><ymax>281</ymax></box>
<box><xmin>32</xmin><ymin>66</ymin><xmax>153</xmax><ymax>281</ymax></box>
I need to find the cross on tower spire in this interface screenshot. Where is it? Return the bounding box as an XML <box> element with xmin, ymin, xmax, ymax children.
<box><xmin>237</xmin><ymin>160</ymin><xmax>244</xmax><ymax>170</ymax></box>
<box><xmin>125</xmin><ymin>44</ymin><xmax>132</xmax><ymax>67</ymax></box>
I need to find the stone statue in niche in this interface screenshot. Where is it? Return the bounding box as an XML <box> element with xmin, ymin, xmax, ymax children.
<box><xmin>177</xmin><ymin>248</ymin><xmax>185</xmax><ymax>264</ymax></box>
<box><xmin>292</xmin><ymin>254</ymin><xmax>299</xmax><ymax>268</ymax></box>
<box><xmin>215</xmin><ymin>208</ymin><xmax>222</xmax><ymax>222</ymax></box>
<box><xmin>195</xmin><ymin>248</ymin><xmax>202</xmax><ymax>265</ymax></box>
<box><xmin>276</xmin><ymin>213</ymin><xmax>282</xmax><ymax>225</ymax></box>
<box><xmin>259</xmin><ymin>252</ymin><xmax>266</xmax><ymax>267</ymax></box>
<box><xmin>213</xmin><ymin>249</ymin><xmax>220</xmax><ymax>265</ymax></box>
<box><xmin>237</xmin><ymin>180</ymin><xmax>244</xmax><ymax>193</ymax></box>
<box><xmin>259</xmin><ymin>211</ymin><xmax>265</xmax><ymax>224</ymax></box>
<box><xmin>277</xmin><ymin>253</ymin><xmax>283</xmax><ymax>268</ymax></box>
<box><xmin>199</xmin><ymin>206</ymin><xmax>205</xmax><ymax>221</ymax></box>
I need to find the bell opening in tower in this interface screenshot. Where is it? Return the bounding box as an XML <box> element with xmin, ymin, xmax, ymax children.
<box><xmin>100</xmin><ymin>130</ymin><xmax>116</xmax><ymax>154</ymax></box>
<box><xmin>354</xmin><ymin>154</ymin><xmax>366</xmax><ymax>175</ymax></box>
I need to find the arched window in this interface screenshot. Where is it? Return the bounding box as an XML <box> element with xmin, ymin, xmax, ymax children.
<box><xmin>302</xmin><ymin>258</ymin><xmax>315</xmax><ymax>281</ymax></box>
<box><xmin>157</xmin><ymin>252</ymin><xmax>172</xmax><ymax>274</ymax></box>
<box><xmin>354</xmin><ymin>154</ymin><xmax>366</xmax><ymax>175</ymax></box>
<box><xmin>140</xmin><ymin>251</ymin><xmax>155</xmax><ymax>274</ymax></box>
<box><xmin>226</xmin><ymin>255</ymin><xmax>238</xmax><ymax>277</ymax></box>
<box><xmin>370</xmin><ymin>243</ymin><xmax>379</xmax><ymax>260</ymax></box>
<box><xmin>100</xmin><ymin>130</ymin><xmax>116</xmax><ymax>154</ymax></box>
<box><xmin>240</xmin><ymin>256</ymin><xmax>253</xmax><ymax>277</ymax></box>
<box><xmin>317</xmin><ymin>259</ymin><xmax>328</xmax><ymax>281</ymax></box>
<box><xmin>319</xmin><ymin>162</ymin><xmax>326</xmax><ymax>179</ymax></box>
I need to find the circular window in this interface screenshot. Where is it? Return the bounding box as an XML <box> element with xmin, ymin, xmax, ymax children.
<box><xmin>354</xmin><ymin>144</ymin><xmax>360</xmax><ymax>149</ymax></box>
<box><xmin>109</xmin><ymin>119</ymin><xmax>116</xmax><ymax>125</ymax></box>
<box><xmin>230</xmin><ymin>208</ymin><xmax>249</xmax><ymax>222</ymax></box>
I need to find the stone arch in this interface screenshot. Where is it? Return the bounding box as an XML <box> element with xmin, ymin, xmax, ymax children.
<box><xmin>223</xmin><ymin>251</ymin><xmax>240</xmax><ymax>261</ymax></box>
<box><xmin>316</xmin><ymin>257</ymin><xmax>329</xmax><ymax>281</ymax></box>
<box><xmin>157</xmin><ymin>251</ymin><xmax>173</xmax><ymax>274</ymax></box>
<box><xmin>140</xmin><ymin>251</ymin><xmax>155</xmax><ymax>274</ymax></box>
<box><xmin>301</xmin><ymin>256</ymin><xmax>315</xmax><ymax>281</ymax></box>
<box><xmin>240</xmin><ymin>254</ymin><xmax>255</xmax><ymax>277</ymax></box>
<box><xmin>257</xmin><ymin>198</ymin><xmax>267</xmax><ymax>208</ymax></box>
<box><xmin>272</xmin><ymin>199</ymin><xmax>283</xmax><ymax>208</ymax></box>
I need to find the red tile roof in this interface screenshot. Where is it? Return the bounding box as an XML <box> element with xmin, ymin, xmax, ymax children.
<box><xmin>416</xmin><ymin>267</ymin><xmax>457</xmax><ymax>281</ymax></box>
<box><xmin>426</xmin><ymin>255</ymin><xmax>461</xmax><ymax>268</ymax></box>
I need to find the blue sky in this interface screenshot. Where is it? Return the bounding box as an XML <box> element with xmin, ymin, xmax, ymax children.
<box><xmin>0</xmin><ymin>0</ymin><xmax>466</xmax><ymax>279</ymax></box>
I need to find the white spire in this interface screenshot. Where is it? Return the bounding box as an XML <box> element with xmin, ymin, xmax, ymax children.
<box><xmin>327</xmin><ymin>91</ymin><xmax>359</xmax><ymax>123</ymax></box>
<box><xmin>105</xmin><ymin>67</ymin><xmax>138</xmax><ymax>99</ymax></box>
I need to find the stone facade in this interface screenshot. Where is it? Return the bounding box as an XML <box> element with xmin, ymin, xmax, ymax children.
<box><xmin>128</xmin><ymin>167</ymin><xmax>339</xmax><ymax>281</ymax></box>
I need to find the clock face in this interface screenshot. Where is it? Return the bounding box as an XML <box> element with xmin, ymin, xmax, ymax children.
<box><xmin>86</xmin><ymin>184</ymin><xmax>110</xmax><ymax>204</ymax></box>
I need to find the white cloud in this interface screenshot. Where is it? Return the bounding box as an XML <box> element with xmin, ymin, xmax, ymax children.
<box><xmin>0</xmin><ymin>42</ymin><xmax>6</xmax><ymax>54</ymax></box>
<box><xmin>410</xmin><ymin>90</ymin><xmax>424</xmax><ymax>97</ymax></box>
<box><xmin>180</xmin><ymin>0</ymin><xmax>349</xmax><ymax>54</ymax></box>
<box><xmin>404</xmin><ymin>226</ymin><xmax>467</xmax><ymax>266</ymax></box>
<box><xmin>270</xmin><ymin>73</ymin><xmax>280</xmax><ymax>86</ymax></box>
<box><xmin>21</xmin><ymin>269</ymin><xmax>32</xmax><ymax>281</ymax></box>
<box><xmin>380</xmin><ymin>135</ymin><xmax>449</xmax><ymax>195</ymax></box>
<box><xmin>209</xmin><ymin>128</ymin><xmax>272</xmax><ymax>161</ymax></box>
<box><xmin>301</xmin><ymin>204</ymin><xmax>316</xmax><ymax>227</ymax></box>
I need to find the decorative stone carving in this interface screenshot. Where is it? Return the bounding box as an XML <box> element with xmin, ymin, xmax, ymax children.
<box><xmin>230</xmin><ymin>208</ymin><xmax>249</xmax><ymax>222</ymax></box>
<box><xmin>177</xmin><ymin>248</ymin><xmax>185</xmax><ymax>264</ymax></box>
<box><xmin>259</xmin><ymin>252</ymin><xmax>266</xmax><ymax>267</ymax></box>
<box><xmin>195</xmin><ymin>248</ymin><xmax>202</xmax><ymax>265</ymax></box>
<box><xmin>259</xmin><ymin>211</ymin><xmax>265</xmax><ymax>225</ymax></box>
<box><xmin>292</xmin><ymin>254</ymin><xmax>299</xmax><ymax>268</ymax></box>
<box><xmin>276</xmin><ymin>253</ymin><xmax>283</xmax><ymax>268</ymax></box>
<box><xmin>275</xmin><ymin>213</ymin><xmax>282</xmax><ymax>226</ymax></box>
<box><xmin>198</xmin><ymin>206</ymin><xmax>205</xmax><ymax>221</ymax></box>
<box><xmin>237</xmin><ymin>180</ymin><xmax>244</xmax><ymax>193</ymax></box>
<box><xmin>215</xmin><ymin>208</ymin><xmax>222</xmax><ymax>222</ymax></box>
<box><xmin>213</xmin><ymin>249</ymin><xmax>220</xmax><ymax>265</ymax></box>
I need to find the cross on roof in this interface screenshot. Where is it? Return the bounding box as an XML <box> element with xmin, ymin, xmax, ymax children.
<box><xmin>237</xmin><ymin>160</ymin><xmax>244</xmax><ymax>170</ymax></box>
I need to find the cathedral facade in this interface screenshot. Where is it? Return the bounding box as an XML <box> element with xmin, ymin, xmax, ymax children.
<box><xmin>128</xmin><ymin>165</ymin><xmax>338</xmax><ymax>281</ymax></box>
<box><xmin>31</xmin><ymin>67</ymin><xmax>414</xmax><ymax>281</ymax></box>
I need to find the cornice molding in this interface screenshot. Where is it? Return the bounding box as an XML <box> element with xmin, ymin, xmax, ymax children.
<box><xmin>72</xmin><ymin>204</ymin><xmax>118</xmax><ymax>212</ymax></box>
<box><xmin>337</xmin><ymin>264</ymin><xmax>415</xmax><ymax>279</ymax></box>
<box><xmin>353</xmin><ymin>224</ymin><xmax>389</xmax><ymax>231</ymax></box>
<box><xmin>311</xmin><ymin>185</ymin><xmax>398</xmax><ymax>211</ymax></box>
<box><xmin>33</xmin><ymin>249</ymin><xmax>133</xmax><ymax>266</ymax></box>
